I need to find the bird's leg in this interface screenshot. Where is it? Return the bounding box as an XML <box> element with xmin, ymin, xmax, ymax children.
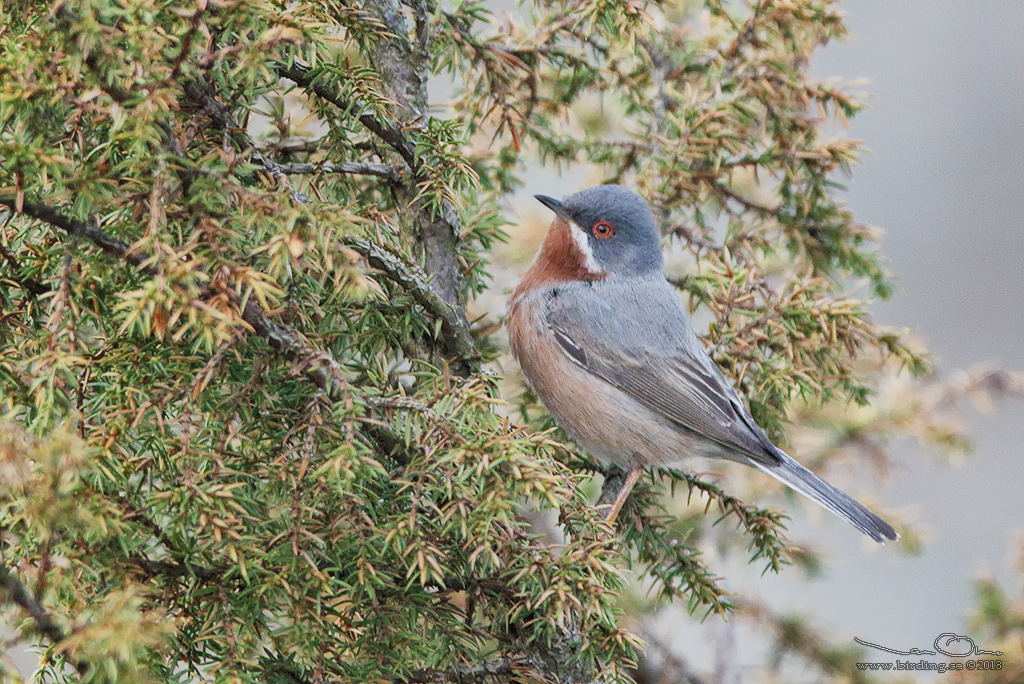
<box><xmin>605</xmin><ymin>467</ymin><xmax>644</xmax><ymax>523</ymax></box>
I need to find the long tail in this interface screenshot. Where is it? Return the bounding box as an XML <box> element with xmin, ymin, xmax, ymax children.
<box><xmin>754</xmin><ymin>450</ymin><xmax>899</xmax><ymax>543</ymax></box>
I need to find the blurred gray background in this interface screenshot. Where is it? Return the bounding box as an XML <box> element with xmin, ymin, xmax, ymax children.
<box><xmin>793</xmin><ymin>0</ymin><xmax>1024</xmax><ymax>642</ymax></box>
<box><xmin>648</xmin><ymin>1</ymin><xmax>1024</xmax><ymax>680</ymax></box>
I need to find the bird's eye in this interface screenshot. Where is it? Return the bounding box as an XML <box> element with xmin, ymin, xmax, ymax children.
<box><xmin>592</xmin><ymin>220</ymin><xmax>615</xmax><ymax>239</ymax></box>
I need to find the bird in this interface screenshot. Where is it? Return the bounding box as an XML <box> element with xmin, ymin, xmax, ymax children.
<box><xmin>506</xmin><ymin>184</ymin><xmax>898</xmax><ymax>543</ymax></box>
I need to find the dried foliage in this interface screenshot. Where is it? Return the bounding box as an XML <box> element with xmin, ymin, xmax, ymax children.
<box><xmin>0</xmin><ymin>0</ymin><xmax>1016</xmax><ymax>682</ymax></box>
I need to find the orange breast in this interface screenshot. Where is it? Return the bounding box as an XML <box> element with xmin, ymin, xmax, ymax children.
<box><xmin>512</xmin><ymin>217</ymin><xmax>605</xmax><ymax>301</ymax></box>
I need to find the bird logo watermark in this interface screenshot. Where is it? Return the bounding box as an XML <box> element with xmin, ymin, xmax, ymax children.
<box><xmin>854</xmin><ymin>632</ymin><xmax>1003</xmax><ymax>673</ymax></box>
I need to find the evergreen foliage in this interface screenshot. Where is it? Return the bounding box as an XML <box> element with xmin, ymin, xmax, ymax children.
<box><xmin>0</xmin><ymin>1</ymin><xmax>1010</xmax><ymax>682</ymax></box>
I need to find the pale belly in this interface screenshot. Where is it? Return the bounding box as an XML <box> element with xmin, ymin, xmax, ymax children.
<box><xmin>507</xmin><ymin>292</ymin><xmax>722</xmax><ymax>469</ymax></box>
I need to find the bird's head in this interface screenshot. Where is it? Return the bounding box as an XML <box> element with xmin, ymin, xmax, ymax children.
<box><xmin>534</xmin><ymin>185</ymin><xmax>664</xmax><ymax>280</ymax></box>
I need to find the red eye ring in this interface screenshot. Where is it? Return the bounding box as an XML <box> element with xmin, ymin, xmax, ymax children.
<box><xmin>592</xmin><ymin>220</ymin><xmax>615</xmax><ymax>239</ymax></box>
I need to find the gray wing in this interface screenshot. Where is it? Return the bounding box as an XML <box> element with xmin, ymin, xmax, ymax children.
<box><xmin>545</xmin><ymin>279</ymin><xmax>782</xmax><ymax>467</ymax></box>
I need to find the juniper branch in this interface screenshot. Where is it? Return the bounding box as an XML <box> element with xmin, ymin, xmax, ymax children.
<box><xmin>346</xmin><ymin>236</ymin><xmax>478</xmax><ymax>373</ymax></box>
<box><xmin>177</xmin><ymin>77</ymin><xmax>478</xmax><ymax>373</ymax></box>
<box><xmin>0</xmin><ymin>196</ymin><xmax>429</xmax><ymax>476</ymax></box>
<box><xmin>0</xmin><ymin>198</ymin><xmax>348</xmax><ymax>398</ymax></box>
<box><xmin>277</xmin><ymin>50</ymin><xmax>467</xmax><ymax>307</ymax></box>
<box><xmin>398</xmin><ymin>658</ymin><xmax>519</xmax><ymax>683</ymax></box>
<box><xmin>275</xmin><ymin>61</ymin><xmax>417</xmax><ymax>169</ymax></box>
<box><xmin>276</xmin><ymin>160</ymin><xmax>401</xmax><ymax>181</ymax></box>
<box><xmin>181</xmin><ymin>78</ymin><xmax>310</xmax><ymax>204</ymax></box>
<box><xmin>0</xmin><ymin>563</ymin><xmax>87</xmax><ymax>675</ymax></box>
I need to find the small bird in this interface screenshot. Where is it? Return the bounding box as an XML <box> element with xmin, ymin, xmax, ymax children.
<box><xmin>507</xmin><ymin>185</ymin><xmax>898</xmax><ymax>542</ymax></box>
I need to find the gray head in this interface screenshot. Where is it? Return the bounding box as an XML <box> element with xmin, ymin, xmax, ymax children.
<box><xmin>535</xmin><ymin>185</ymin><xmax>664</xmax><ymax>277</ymax></box>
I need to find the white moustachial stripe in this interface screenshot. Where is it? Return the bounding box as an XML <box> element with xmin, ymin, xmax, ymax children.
<box><xmin>567</xmin><ymin>219</ymin><xmax>604</xmax><ymax>276</ymax></box>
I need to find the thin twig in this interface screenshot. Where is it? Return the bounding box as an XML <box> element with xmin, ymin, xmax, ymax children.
<box><xmin>713</xmin><ymin>181</ymin><xmax>780</xmax><ymax>217</ymax></box>
<box><xmin>666</xmin><ymin>224</ymin><xmax>728</xmax><ymax>256</ymax></box>
<box><xmin>276</xmin><ymin>61</ymin><xmax>417</xmax><ymax>169</ymax></box>
<box><xmin>347</xmin><ymin>236</ymin><xmax>478</xmax><ymax>371</ymax></box>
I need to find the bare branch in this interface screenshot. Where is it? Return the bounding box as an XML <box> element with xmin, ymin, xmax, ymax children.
<box><xmin>712</xmin><ymin>181</ymin><xmax>780</xmax><ymax>217</ymax></box>
<box><xmin>276</xmin><ymin>160</ymin><xmax>401</xmax><ymax>181</ymax></box>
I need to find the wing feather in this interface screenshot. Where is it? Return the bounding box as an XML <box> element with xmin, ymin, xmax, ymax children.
<box><xmin>543</xmin><ymin>280</ymin><xmax>898</xmax><ymax>542</ymax></box>
<box><xmin>546</xmin><ymin>281</ymin><xmax>780</xmax><ymax>466</ymax></box>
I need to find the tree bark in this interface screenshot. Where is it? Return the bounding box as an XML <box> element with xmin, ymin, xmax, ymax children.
<box><xmin>364</xmin><ymin>0</ymin><xmax>466</xmax><ymax>308</ymax></box>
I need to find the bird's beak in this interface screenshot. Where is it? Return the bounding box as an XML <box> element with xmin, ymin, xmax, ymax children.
<box><xmin>534</xmin><ymin>194</ymin><xmax>572</xmax><ymax>222</ymax></box>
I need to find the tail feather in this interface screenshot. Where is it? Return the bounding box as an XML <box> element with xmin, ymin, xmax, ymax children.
<box><xmin>754</xmin><ymin>450</ymin><xmax>899</xmax><ymax>543</ymax></box>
